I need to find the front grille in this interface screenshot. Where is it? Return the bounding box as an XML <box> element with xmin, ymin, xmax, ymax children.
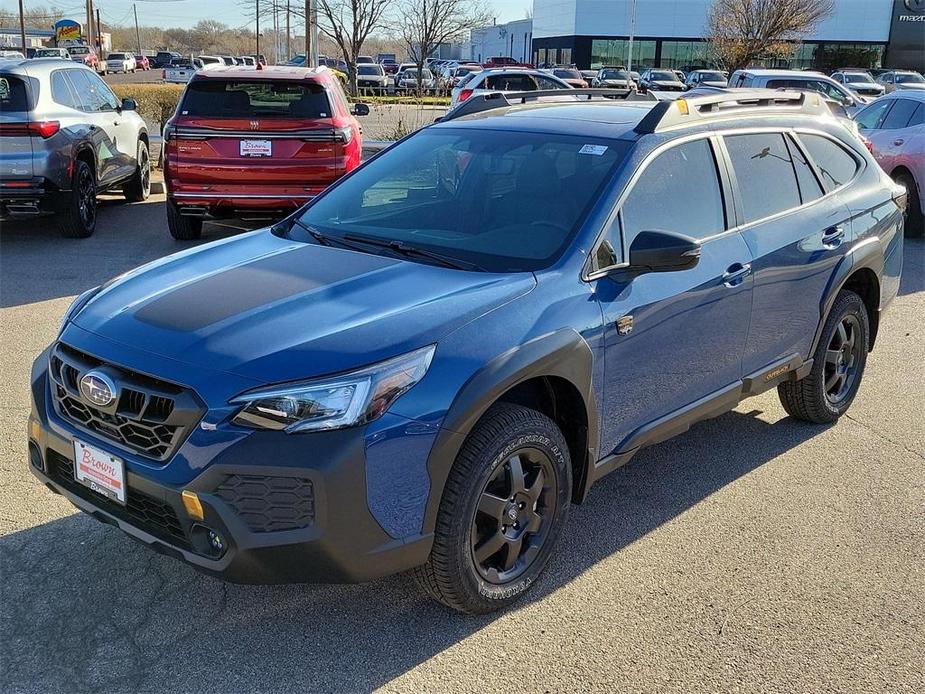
<box><xmin>215</xmin><ymin>475</ymin><xmax>315</xmax><ymax>532</ymax></box>
<box><xmin>47</xmin><ymin>449</ymin><xmax>190</xmax><ymax>550</ymax></box>
<box><xmin>48</xmin><ymin>342</ymin><xmax>205</xmax><ymax>462</ymax></box>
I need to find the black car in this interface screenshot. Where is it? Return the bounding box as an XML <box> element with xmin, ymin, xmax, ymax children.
<box><xmin>639</xmin><ymin>68</ymin><xmax>686</xmax><ymax>93</ymax></box>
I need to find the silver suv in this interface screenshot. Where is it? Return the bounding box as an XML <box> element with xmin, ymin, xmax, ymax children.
<box><xmin>0</xmin><ymin>58</ymin><xmax>149</xmax><ymax>237</ymax></box>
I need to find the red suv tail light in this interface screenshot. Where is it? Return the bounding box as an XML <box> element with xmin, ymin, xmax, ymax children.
<box><xmin>459</xmin><ymin>88</ymin><xmax>473</xmax><ymax>102</ymax></box>
<box><xmin>0</xmin><ymin>121</ymin><xmax>60</xmax><ymax>138</ymax></box>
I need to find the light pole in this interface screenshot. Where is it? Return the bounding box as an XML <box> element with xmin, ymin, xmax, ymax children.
<box><xmin>18</xmin><ymin>0</ymin><xmax>26</xmax><ymax>55</ymax></box>
<box><xmin>627</xmin><ymin>0</ymin><xmax>637</xmax><ymax>75</ymax></box>
<box><xmin>256</xmin><ymin>0</ymin><xmax>260</xmax><ymax>58</ymax></box>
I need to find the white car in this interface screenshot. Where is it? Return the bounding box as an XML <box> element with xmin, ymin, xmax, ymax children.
<box><xmin>0</xmin><ymin>50</ymin><xmax>25</xmax><ymax>60</ymax></box>
<box><xmin>450</xmin><ymin>68</ymin><xmax>573</xmax><ymax>108</ymax></box>
<box><xmin>831</xmin><ymin>70</ymin><xmax>884</xmax><ymax>99</ymax></box>
<box><xmin>33</xmin><ymin>47</ymin><xmax>71</xmax><ymax>60</ymax></box>
<box><xmin>396</xmin><ymin>68</ymin><xmax>436</xmax><ymax>94</ymax></box>
<box><xmin>729</xmin><ymin>68</ymin><xmax>867</xmax><ymax>113</ymax></box>
<box><xmin>104</xmin><ymin>52</ymin><xmax>136</xmax><ymax>74</ymax></box>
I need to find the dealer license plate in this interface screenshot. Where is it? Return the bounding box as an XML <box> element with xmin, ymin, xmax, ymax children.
<box><xmin>240</xmin><ymin>139</ymin><xmax>272</xmax><ymax>157</ymax></box>
<box><xmin>73</xmin><ymin>439</ymin><xmax>126</xmax><ymax>505</ymax></box>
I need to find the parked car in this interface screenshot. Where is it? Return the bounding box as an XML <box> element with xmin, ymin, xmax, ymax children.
<box><xmin>831</xmin><ymin>70</ymin><xmax>884</xmax><ymax>99</ymax></box>
<box><xmin>580</xmin><ymin>69</ymin><xmax>597</xmax><ymax>83</ymax></box>
<box><xmin>380</xmin><ymin>58</ymin><xmax>399</xmax><ymax>75</ymax></box>
<box><xmin>396</xmin><ymin>68</ymin><xmax>436</xmax><ymax>94</ymax></box>
<box><xmin>876</xmin><ymin>70</ymin><xmax>925</xmax><ymax>94</ymax></box>
<box><xmin>0</xmin><ymin>58</ymin><xmax>149</xmax><ymax>237</ymax></box>
<box><xmin>286</xmin><ymin>54</ymin><xmax>307</xmax><ymax>67</ymax></box>
<box><xmin>237</xmin><ymin>56</ymin><xmax>256</xmax><ymax>66</ymax></box>
<box><xmin>133</xmin><ymin>54</ymin><xmax>150</xmax><ymax>70</ymax></box>
<box><xmin>483</xmin><ymin>56</ymin><xmax>532</xmax><ymax>68</ymax></box>
<box><xmin>684</xmin><ymin>69</ymin><xmax>728</xmax><ymax>89</ymax></box>
<box><xmin>163</xmin><ymin>58</ymin><xmax>196</xmax><ymax>83</ymax></box>
<box><xmin>33</xmin><ymin>47</ymin><xmax>71</xmax><ymax>60</ymax></box>
<box><xmin>730</xmin><ymin>69</ymin><xmax>866</xmax><ymax>113</ymax></box>
<box><xmin>218</xmin><ymin>55</ymin><xmax>236</xmax><ymax>66</ymax></box>
<box><xmin>450</xmin><ymin>68</ymin><xmax>572</xmax><ymax>107</ymax></box>
<box><xmin>853</xmin><ymin>91</ymin><xmax>924</xmax><ymax>236</ymax></box>
<box><xmin>154</xmin><ymin>51</ymin><xmax>181</xmax><ymax>68</ymax></box>
<box><xmin>0</xmin><ymin>49</ymin><xmax>26</xmax><ymax>59</ymax></box>
<box><xmin>356</xmin><ymin>63</ymin><xmax>389</xmax><ymax>94</ymax></box>
<box><xmin>193</xmin><ymin>55</ymin><xmax>222</xmax><ymax>68</ymax></box>
<box><xmin>29</xmin><ymin>88</ymin><xmax>903</xmax><ymax>614</ymax></box>
<box><xmin>550</xmin><ymin>67</ymin><xmax>588</xmax><ymax>88</ymax></box>
<box><xmin>162</xmin><ymin>65</ymin><xmax>367</xmax><ymax>239</ymax></box>
<box><xmin>638</xmin><ymin>68</ymin><xmax>685</xmax><ymax>93</ymax></box>
<box><xmin>104</xmin><ymin>52</ymin><xmax>136</xmax><ymax>74</ymax></box>
<box><xmin>443</xmin><ymin>63</ymin><xmax>482</xmax><ymax>89</ymax></box>
<box><xmin>592</xmin><ymin>67</ymin><xmax>634</xmax><ymax>89</ymax></box>
<box><xmin>66</xmin><ymin>45</ymin><xmax>99</xmax><ymax>71</ymax></box>
<box><xmin>356</xmin><ymin>55</ymin><xmax>375</xmax><ymax>64</ymax></box>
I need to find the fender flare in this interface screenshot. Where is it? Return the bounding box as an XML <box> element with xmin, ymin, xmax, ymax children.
<box><xmin>421</xmin><ymin>328</ymin><xmax>599</xmax><ymax>534</ymax></box>
<box><xmin>810</xmin><ymin>236</ymin><xmax>883</xmax><ymax>356</ymax></box>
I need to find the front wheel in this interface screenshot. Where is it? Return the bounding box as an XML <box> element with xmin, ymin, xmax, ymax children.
<box><xmin>413</xmin><ymin>403</ymin><xmax>571</xmax><ymax>614</ymax></box>
<box><xmin>778</xmin><ymin>290</ymin><xmax>869</xmax><ymax>423</ymax></box>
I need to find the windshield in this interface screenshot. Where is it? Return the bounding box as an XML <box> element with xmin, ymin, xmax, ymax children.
<box><xmin>358</xmin><ymin>65</ymin><xmax>383</xmax><ymax>75</ymax></box>
<box><xmin>843</xmin><ymin>73</ymin><xmax>872</xmax><ymax>83</ymax></box>
<box><xmin>108</xmin><ymin>54</ymin><xmax>125</xmax><ymax>59</ymax></box>
<box><xmin>35</xmin><ymin>49</ymin><xmax>63</xmax><ymax>57</ymax></box>
<box><xmin>180</xmin><ymin>80</ymin><xmax>331</xmax><ymax>118</ymax></box>
<box><xmin>650</xmin><ymin>71</ymin><xmax>676</xmax><ymax>81</ymax></box>
<box><xmin>68</xmin><ymin>46</ymin><xmax>89</xmax><ymax>55</ymax></box>
<box><xmin>698</xmin><ymin>71</ymin><xmax>725</xmax><ymax>81</ymax></box>
<box><xmin>601</xmin><ymin>70</ymin><xmax>628</xmax><ymax>79</ymax></box>
<box><xmin>554</xmin><ymin>69</ymin><xmax>581</xmax><ymax>79</ymax></box>
<box><xmin>897</xmin><ymin>73</ymin><xmax>925</xmax><ymax>84</ymax></box>
<box><xmin>401</xmin><ymin>69</ymin><xmax>432</xmax><ymax>79</ymax></box>
<box><xmin>291</xmin><ymin>129</ymin><xmax>628</xmax><ymax>272</ymax></box>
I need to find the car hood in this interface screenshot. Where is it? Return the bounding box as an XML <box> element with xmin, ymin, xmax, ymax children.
<box><xmin>652</xmin><ymin>80</ymin><xmax>683</xmax><ymax>88</ymax></box>
<box><xmin>896</xmin><ymin>83</ymin><xmax>925</xmax><ymax>90</ymax></box>
<box><xmin>701</xmin><ymin>80</ymin><xmax>728</xmax><ymax>88</ymax></box>
<box><xmin>72</xmin><ymin>230</ymin><xmax>535</xmax><ymax>384</ymax></box>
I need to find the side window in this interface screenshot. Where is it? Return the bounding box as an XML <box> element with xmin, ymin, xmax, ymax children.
<box><xmin>724</xmin><ymin>133</ymin><xmax>802</xmax><ymax>223</ymax></box>
<box><xmin>67</xmin><ymin>69</ymin><xmax>114</xmax><ymax>112</ymax></box>
<box><xmin>536</xmin><ymin>75</ymin><xmax>566</xmax><ymax>90</ymax></box>
<box><xmin>799</xmin><ymin>133</ymin><xmax>859</xmax><ymax>192</ymax></box>
<box><xmin>50</xmin><ymin>70</ymin><xmax>80</xmax><ymax>109</ymax></box>
<box><xmin>87</xmin><ymin>72</ymin><xmax>120</xmax><ymax>110</ymax></box>
<box><xmin>621</xmin><ymin>138</ymin><xmax>726</xmax><ymax>245</ymax></box>
<box><xmin>908</xmin><ymin>103</ymin><xmax>925</xmax><ymax>128</ymax></box>
<box><xmin>854</xmin><ymin>99</ymin><xmax>894</xmax><ymax>130</ymax></box>
<box><xmin>880</xmin><ymin>99</ymin><xmax>919</xmax><ymax>129</ymax></box>
<box><xmin>484</xmin><ymin>74</ymin><xmax>536</xmax><ymax>91</ymax></box>
<box><xmin>785</xmin><ymin>134</ymin><xmax>824</xmax><ymax>204</ymax></box>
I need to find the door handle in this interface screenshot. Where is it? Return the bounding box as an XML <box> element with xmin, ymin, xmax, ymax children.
<box><xmin>822</xmin><ymin>225</ymin><xmax>845</xmax><ymax>247</ymax></box>
<box><xmin>722</xmin><ymin>262</ymin><xmax>751</xmax><ymax>287</ymax></box>
<box><xmin>893</xmin><ymin>138</ymin><xmax>904</xmax><ymax>146</ymax></box>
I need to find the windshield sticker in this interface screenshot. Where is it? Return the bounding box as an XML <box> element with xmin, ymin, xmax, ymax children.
<box><xmin>579</xmin><ymin>144</ymin><xmax>608</xmax><ymax>156</ymax></box>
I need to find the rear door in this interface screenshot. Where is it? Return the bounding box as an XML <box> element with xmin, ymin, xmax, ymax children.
<box><xmin>721</xmin><ymin>130</ymin><xmax>856</xmax><ymax>375</ymax></box>
<box><xmin>0</xmin><ymin>71</ymin><xmax>34</xmax><ymax>178</ymax></box>
<box><xmin>170</xmin><ymin>79</ymin><xmax>344</xmax><ymax>190</ymax></box>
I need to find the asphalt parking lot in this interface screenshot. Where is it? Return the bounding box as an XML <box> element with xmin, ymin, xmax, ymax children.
<box><xmin>1</xmin><ymin>193</ymin><xmax>923</xmax><ymax>693</ymax></box>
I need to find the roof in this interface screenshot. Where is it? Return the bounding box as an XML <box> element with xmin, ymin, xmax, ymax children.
<box><xmin>191</xmin><ymin>65</ymin><xmax>334</xmax><ymax>81</ymax></box>
<box><xmin>736</xmin><ymin>69</ymin><xmax>826</xmax><ymax>77</ymax></box>
<box><xmin>1</xmin><ymin>57</ymin><xmax>91</xmax><ymax>74</ymax></box>
<box><xmin>879</xmin><ymin>89</ymin><xmax>925</xmax><ymax>101</ymax></box>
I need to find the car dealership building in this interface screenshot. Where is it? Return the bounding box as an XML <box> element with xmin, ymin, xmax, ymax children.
<box><xmin>524</xmin><ymin>0</ymin><xmax>923</xmax><ymax>71</ymax></box>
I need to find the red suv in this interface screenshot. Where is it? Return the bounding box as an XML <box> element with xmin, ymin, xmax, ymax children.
<box><xmin>163</xmin><ymin>66</ymin><xmax>367</xmax><ymax>239</ymax></box>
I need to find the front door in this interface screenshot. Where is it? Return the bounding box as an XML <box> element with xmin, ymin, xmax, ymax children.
<box><xmin>593</xmin><ymin>137</ymin><xmax>753</xmax><ymax>456</ymax></box>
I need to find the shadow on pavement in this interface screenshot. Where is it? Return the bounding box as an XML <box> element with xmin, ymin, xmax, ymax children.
<box><xmin>899</xmin><ymin>238</ymin><xmax>923</xmax><ymax>296</ymax></box>
<box><xmin>1</xmin><ymin>407</ymin><xmax>831</xmax><ymax>693</ymax></box>
<box><xmin>0</xmin><ymin>197</ymin><xmax>258</xmax><ymax>309</ymax></box>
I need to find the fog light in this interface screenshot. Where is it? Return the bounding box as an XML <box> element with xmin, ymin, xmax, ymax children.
<box><xmin>28</xmin><ymin>441</ymin><xmax>43</xmax><ymax>472</ymax></box>
<box><xmin>181</xmin><ymin>490</ymin><xmax>204</xmax><ymax>520</ymax></box>
<box><xmin>208</xmin><ymin>530</ymin><xmax>225</xmax><ymax>553</ymax></box>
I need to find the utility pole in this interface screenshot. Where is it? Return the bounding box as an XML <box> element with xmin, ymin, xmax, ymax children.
<box><xmin>17</xmin><ymin>0</ymin><xmax>26</xmax><ymax>54</ymax></box>
<box><xmin>86</xmin><ymin>0</ymin><xmax>94</xmax><ymax>52</ymax></box>
<box><xmin>133</xmin><ymin>4</ymin><xmax>141</xmax><ymax>56</ymax></box>
<box><xmin>286</xmin><ymin>1</ymin><xmax>290</xmax><ymax>61</ymax></box>
<box><xmin>304</xmin><ymin>0</ymin><xmax>311</xmax><ymax>65</ymax></box>
<box><xmin>96</xmin><ymin>7</ymin><xmax>102</xmax><ymax>55</ymax></box>
<box><xmin>627</xmin><ymin>0</ymin><xmax>637</xmax><ymax>75</ymax></box>
<box><xmin>256</xmin><ymin>0</ymin><xmax>260</xmax><ymax>59</ymax></box>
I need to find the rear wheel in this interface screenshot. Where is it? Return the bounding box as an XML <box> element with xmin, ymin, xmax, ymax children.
<box><xmin>894</xmin><ymin>171</ymin><xmax>923</xmax><ymax>238</ymax></box>
<box><xmin>413</xmin><ymin>403</ymin><xmax>571</xmax><ymax>614</ymax></box>
<box><xmin>122</xmin><ymin>140</ymin><xmax>150</xmax><ymax>202</ymax></box>
<box><xmin>778</xmin><ymin>290</ymin><xmax>869</xmax><ymax>423</ymax></box>
<box><xmin>166</xmin><ymin>200</ymin><xmax>203</xmax><ymax>240</ymax></box>
<box><xmin>59</xmin><ymin>159</ymin><xmax>97</xmax><ymax>238</ymax></box>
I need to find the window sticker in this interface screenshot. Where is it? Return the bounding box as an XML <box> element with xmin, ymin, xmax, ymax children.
<box><xmin>579</xmin><ymin>144</ymin><xmax>608</xmax><ymax>156</ymax></box>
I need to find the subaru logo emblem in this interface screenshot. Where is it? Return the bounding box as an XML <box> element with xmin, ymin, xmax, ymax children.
<box><xmin>79</xmin><ymin>371</ymin><xmax>117</xmax><ymax>407</ymax></box>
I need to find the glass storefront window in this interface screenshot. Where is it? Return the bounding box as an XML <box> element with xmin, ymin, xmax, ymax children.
<box><xmin>660</xmin><ymin>40</ymin><xmax>716</xmax><ymax>70</ymax></box>
<box><xmin>591</xmin><ymin>39</ymin><xmax>655</xmax><ymax>70</ymax></box>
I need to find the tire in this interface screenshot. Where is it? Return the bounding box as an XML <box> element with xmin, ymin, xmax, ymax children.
<box><xmin>413</xmin><ymin>403</ymin><xmax>572</xmax><ymax>614</ymax></box>
<box><xmin>778</xmin><ymin>290</ymin><xmax>869</xmax><ymax>424</ymax></box>
<box><xmin>166</xmin><ymin>201</ymin><xmax>203</xmax><ymax>240</ymax></box>
<box><xmin>59</xmin><ymin>159</ymin><xmax>97</xmax><ymax>238</ymax></box>
<box><xmin>894</xmin><ymin>171</ymin><xmax>923</xmax><ymax>238</ymax></box>
<box><xmin>122</xmin><ymin>140</ymin><xmax>151</xmax><ymax>202</ymax></box>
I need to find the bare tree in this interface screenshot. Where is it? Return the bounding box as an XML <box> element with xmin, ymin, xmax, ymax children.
<box><xmin>312</xmin><ymin>0</ymin><xmax>389</xmax><ymax>94</ymax></box>
<box><xmin>394</xmin><ymin>0</ymin><xmax>491</xmax><ymax>94</ymax></box>
<box><xmin>707</xmin><ymin>0</ymin><xmax>834</xmax><ymax>72</ymax></box>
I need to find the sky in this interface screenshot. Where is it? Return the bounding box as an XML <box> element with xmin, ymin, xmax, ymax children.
<box><xmin>2</xmin><ymin>1</ymin><xmax>529</xmax><ymax>32</ymax></box>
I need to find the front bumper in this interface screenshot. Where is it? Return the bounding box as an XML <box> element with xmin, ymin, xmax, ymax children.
<box><xmin>27</xmin><ymin>356</ymin><xmax>433</xmax><ymax>584</ymax></box>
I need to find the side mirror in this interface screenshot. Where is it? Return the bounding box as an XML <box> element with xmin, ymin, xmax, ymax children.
<box><xmin>120</xmin><ymin>97</ymin><xmax>137</xmax><ymax>111</ymax></box>
<box><xmin>628</xmin><ymin>230</ymin><xmax>701</xmax><ymax>273</ymax></box>
<box><xmin>351</xmin><ymin>103</ymin><xmax>370</xmax><ymax>116</ymax></box>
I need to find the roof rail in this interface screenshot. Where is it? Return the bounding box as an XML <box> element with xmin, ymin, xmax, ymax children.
<box><xmin>440</xmin><ymin>87</ymin><xmax>644</xmax><ymax>122</ymax></box>
<box><xmin>634</xmin><ymin>88</ymin><xmax>829</xmax><ymax>134</ymax></box>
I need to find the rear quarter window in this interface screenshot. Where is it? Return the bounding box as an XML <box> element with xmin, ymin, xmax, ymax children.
<box><xmin>880</xmin><ymin>99</ymin><xmax>919</xmax><ymax>129</ymax></box>
<box><xmin>798</xmin><ymin>134</ymin><xmax>859</xmax><ymax>192</ymax></box>
<box><xmin>724</xmin><ymin>133</ymin><xmax>802</xmax><ymax>223</ymax></box>
<box><xmin>0</xmin><ymin>75</ymin><xmax>31</xmax><ymax>111</ymax></box>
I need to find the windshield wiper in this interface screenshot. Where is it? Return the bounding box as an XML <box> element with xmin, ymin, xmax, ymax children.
<box><xmin>342</xmin><ymin>233</ymin><xmax>484</xmax><ymax>272</ymax></box>
<box><xmin>288</xmin><ymin>218</ymin><xmax>371</xmax><ymax>253</ymax></box>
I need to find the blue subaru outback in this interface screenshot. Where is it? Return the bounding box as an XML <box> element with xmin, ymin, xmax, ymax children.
<box><xmin>28</xmin><ymin>89</ymin><xmax>904</xmax><ymax>613</ymax></box>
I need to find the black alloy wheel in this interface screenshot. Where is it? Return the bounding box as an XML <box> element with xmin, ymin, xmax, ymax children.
<box><xmin>471</xmin><ymin>447</ymin><xmax>557</xmax><ymax>584</ymax></box>
<box><xmin>823</xmin><ymin>314</ymin><xmax>862</xmax><ymax>404</ymax></box>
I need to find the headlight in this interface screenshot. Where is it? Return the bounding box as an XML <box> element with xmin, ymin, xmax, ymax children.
<box><xmin>59</xmin><ymin>286</ymin><xmax>100</xmax><ymax>332</ymax></box>
<box><xmin>230</xmin><ymin>344</ymin><xmax>436</xmax><ymax>433</ymax></box>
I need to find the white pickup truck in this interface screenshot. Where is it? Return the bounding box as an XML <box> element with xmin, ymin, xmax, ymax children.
<box><xmin>163</xmin><ymin>60</ymin><xmax>196</xmax><ymax>83</ymax></box>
